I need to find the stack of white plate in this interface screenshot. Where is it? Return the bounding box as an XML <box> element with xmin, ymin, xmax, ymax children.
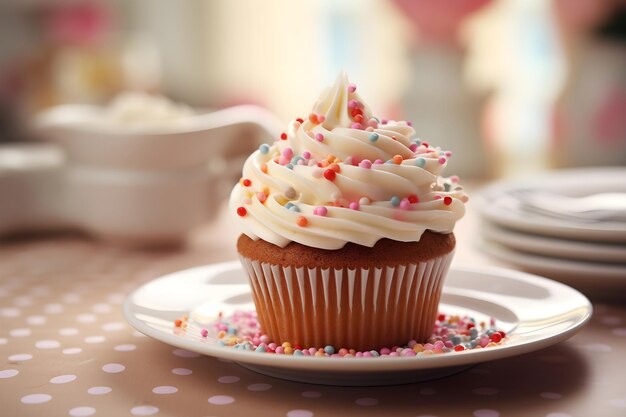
<box><xmin>476</xmin><ymin>168</ymin><xmax>626</xmax><ymax>292</ymax></box>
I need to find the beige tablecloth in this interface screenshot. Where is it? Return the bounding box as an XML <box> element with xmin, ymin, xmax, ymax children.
<box><xmin>2</xmin><ymin>202</ymin><xmax>626</xmax><ymax>417</ymax></box>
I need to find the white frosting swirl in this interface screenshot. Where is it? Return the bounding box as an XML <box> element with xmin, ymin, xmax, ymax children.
<box><xmin>230</xmin><ymin>73</ymin><xmax>467</xmax><ymax>250</ymax></box>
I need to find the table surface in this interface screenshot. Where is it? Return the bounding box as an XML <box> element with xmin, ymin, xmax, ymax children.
<box><xmin>2</xmin><ymin>195</ymin><xmax>626</xmax><ymax>417</ymax></box>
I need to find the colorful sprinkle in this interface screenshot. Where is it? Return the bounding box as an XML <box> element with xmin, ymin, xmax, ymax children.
<box><xmin>242</xmin><ymin>178</ymin><xmax>252</xmax><ymax>187</ymax></box>
<box><xmin>348</xmin><ymin>83</ymin><xmax>356</xmax><ymax>93</ymax></box>
<box><xmin>176</xmin><ymin>311</ymin><xmax>506</xmax><ymax>358</ymax></box>
<box><xmin>309</xmin><ymin>113</ymin><xmax>319</xmax><ymax>124</ymax></box>
<box><xmin>349</xmin><ymin>202</ymin><xmax>359</xmax><ymax>210</ymax></box>
<box><xmin>369</xmin><ymin>133</ymin><xmax>379</xmax><ymax>142</ymax></box>
<box><xmin>399</xmin><ymin>199</ymin><xmax>410</xmax><ymax>210</ymax></box>
<box><xmin>302</xmin><ymin>151</ymin><xmax>312</xmax><ymax>159</ymax></box>
<box><xmin>323</xmin><ymin>169</ymin><xmax>336</xmax><ymax>181</ymax></box>
<box><xmin>408</xmin><ymin>194</ymin><xmax>419</xmax><ymax>204</ymax></box>
<box><xmin>296</xmin><ymin>216</ymin><xmax>308</xmax><ymax>227</ymax></box>
<box><xmin>296</xmin><ymin>117</ymin><xmax>304</xmax><ymax>124</ymax></box>
<box><xmin>348</xmin><ymin>99</ymin><xmax>359</xmax><ymax>109</ymax></box>
<box><xmin>351</xmin><ymin>122</ymin><xmax>362</xmax><ymax>130</ymax></box>
<box><xmin>390</xmin><ymin>196</ymin><xmax>400</xmax><ymax>207</ymax></box>
<box><xmin>392</xmin><ymin>155</ymin><xmax>403</xmax><ymax>164</ymax></box>
<box><xmin>236</xmin><ymin>207</ymin><xmax>247</xmax><ymax>217</ymax></box>
<box><xmin>259</xmin><ymin>144</ymin><xmax>270</xmax><ymax>154</ymax></box>
<box><xmin>280</xmin><ymin>132</ymin><xmax>288</xmax><ymax>140</ymax></box>
<box><xmin>359</xmin><ymin>159</ymin><xmax>372</xmax><ymax>169</ymax></box>
<box><xmin>444</xmin><ymin>196</ymin><xmax>453</xmax><ymax>206</ymax></box>
<box><xmin>415</xmin><ymin>158</ymin><xmax>425</xmax><ymax>168</ymax></box>
<box><xmin>313</xmin><ymin>206</ymin><xmax>328</xmax><ymax>216</ymax></box>
<box><xmin>438</xmin><ymin>157</ymin><xmax>446</xmax><ymax>165</ymax></box>
<box><xmin>282</xmin><ymin>147</ymin><xmax>294</xmax><ymax>159</ymax></box>
<box><xmin>257</xmin><ymin>192</ymin><xmax>267</xmax><ymax>203</ymax></box>
<box><xmin>359</xmin><ymin>197</ymin><xmax>370</xmax><ymax>206</ymax></box>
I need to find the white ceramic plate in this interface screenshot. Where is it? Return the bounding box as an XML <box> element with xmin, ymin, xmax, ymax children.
<box><xmin>477</xmin><ymin>168</ymin><xmax>626</xmax><ymax>243</ymax></box>
<box><xmin>481</xmin><ymin>221</ymin><xmax>626</xmax><ymax>264</ymax></box>
<box><xmin>123</xmin><ymin>261</ymin><xmax>592</xmax><ymax>386</ymax></box>
<box><xmin>480</xmin><ymin>240</ymin><xmax>626</xmax><ymax>290</ymax></box>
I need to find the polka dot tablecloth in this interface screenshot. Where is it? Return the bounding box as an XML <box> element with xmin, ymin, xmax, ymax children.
<box><xmin>2</xmin><ymin>206</ymin><xmax>626</xmax><ymax>417</ymax></box>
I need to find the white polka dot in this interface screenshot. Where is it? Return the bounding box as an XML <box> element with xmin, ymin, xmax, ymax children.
<box><xmin>69</xmin><ymin>406</ymin><xmax>95</xmax><ymax>416</ymax></box>
<box><xmin>13</xmin><ymin>296</ymin><xmax>33</xmax><ymax>307</ymax></box>
<box><xmin>419</xmin><ymin>388</ymin><xmax>437</xmax><ymax>395</ymax></box>
<box><xmin>50</xmin><ymin>374</ymin><xmax>77</xmax><ymax>384</ymax></box>
<box><xmin>580</xmin><ymin>343</ymin><xmax>612</xmax><ymax>353</ymax></box>
<box><xmin>172</xmin><ymin>368</ymin><xmax>193</xmax><ymax>375</ymax></box>
<box><xmin>208</xmin><ymin>395</ymin><xmax>235</xmax><ymax>405</ymax></box>
<box><xmin>9</xmin><ymin>353</ymin><xmax>33</xmax><ymax>361</ymax></box>
<box><xmin>102</xmin><ymin>322</ymin><xmax>126</xmax><ymax>332</ymax></box>
<box><xmin>546</xmin><ymin>413</ymin><xmax>572</xmax><ymax>417</ymax></box>
<box><xmin>540</xmin><ymin>392</ymin><xmax>562</xmax><ymax>400</ymax></box>
<box><xmin>21</xmin><ymin>394</ymin><xmax>52</xmax><ymax>404</ymax></box>
<box><xmin>247</xmin><ymin>383</ymin><xmax>272</xmax><ymax>391</ymax></box>
<box><xmin>26</xmin><ymin>315</ymin><xmax>46</xmax><ymax>325</ymax></box>
<box><xmin>0</xmin><ymin>369</ymin><xmax>19</xmax><ymax>378</ymax></box>
<box><xmin>102</xmin><ymin>363</ymin><xmax>125</xmax><ymax>373</ymax></box>
<box><xmin>114</xmin><ymin>344</ymin><xmax>136</xmax><ymax>352</ymax></box>
<box><xmin>610</xmin><ymin>398</ymin><xmax>626</xmax><ymax>408</ymax></box>
<box><xmin>152</xmin><ymin>385</ymin><xmax>178</xmax><ymax>394</ymax></box>
<box><xmin>301</xmin><ymin>391</ymin><xmax>321</xmax><ymax>398</ymax></box>
<box><xmin>0</xmin><ymin>307</ymin><xmax>21</xmax><ymax>317</ymax></box>
<box><xmin>76</xmin><ymin>314</ymin><xmax>97</xmax><ymax>323</ymax></box>
<box><xmin>63</xmin><ymin>348</ymin><xmax>82</xmax><ymax>355</ymax></box>
<box><xmin>44</xmin><ymin>303</ymin><xmax>63</xmax><ymax>314</ymax></box>
<box><xmin>36</xmin><ymin>339</ymin><xmax>60</xmax><ymax>349</ymax></box>
<box><xmin>10</xmin><ymin>328</ymin><xmax>31</xmax><ymax>337</ymax></box>
<box><xmin>355</xmin><ymin>398</ymin><xmax>378</xmax><ymax>406</ymax></box>
<box><xmin>287</xmin><ymin>410</ymin><xmax>313</xmax><ymax>417</ymax></box>
<box><xmin>473</xmin><ymin>410</ymin><xmax>500</xmax><ymax>417</ymax></box>
<box><xmin>130</xmin><ymin>405</ymin><xmax>159</xmax><ymax>415</ymax></box>
<box><xmin>85</xmin><ymin>336</ymin><xmax>106</xmax><ymax>344</ymax></box>
<box><xmin>217</xmin><ymin>375</ymin><xmax>240</xmax><ymax>384</ymax></box>
<box><xmin>613</xmin><ymin>328</ymin><xmax>626</xmax><ymax>337</ymax></box>
<box><xmin>0</xmin><ymin>338</ymin><xmax>7</xmax><ymax>345</ymax></box>
<box><xmin>172</xmin><ymin>349</ymin><xmax>201</xmax><ymax>358</ymax></box>
<box><xmin>92</xmin><ymin>303</ymin><xmax>111</xmax><ymax>314</ymax></box>
<box><xmin>59</xmin><ymin>328</ymin><xmax>79</xmax><ymax>336</ymax></box>
<box><xmin>88</xmin><ymin>386</ymin><xmax>112</xmax><ymax>395</ymax></box>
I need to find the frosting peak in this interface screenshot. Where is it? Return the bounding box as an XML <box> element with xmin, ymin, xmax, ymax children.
<box><xmin>230</xmin><ymin>74</ymin><xmax>467</xmax><ymax>250</ymax></box>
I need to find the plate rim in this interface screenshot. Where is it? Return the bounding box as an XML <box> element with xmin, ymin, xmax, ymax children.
<box><xmin>481</xmin><ymin>220</ymin><xmax>626</xmax><ymax>263</ymax></box>
<box><xmin>123</xmin><ymin>261</ymin><xmax>592</xmax><ymax>373</ymax></box>
<box><xmin>476</xmin><ymin>167</ymin><xmax>626</xmax><ymax>242</ymax></box>
<box><xmin>479</xmin><ymin>239</ymin><xmax>626</xmax><ymax>281</ymax></box>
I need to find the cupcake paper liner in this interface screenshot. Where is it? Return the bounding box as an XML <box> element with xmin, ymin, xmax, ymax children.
<box><xmin>239</xmin><ymin>251</ymin><xmax>454</xmax><ymax>351</ymax></box>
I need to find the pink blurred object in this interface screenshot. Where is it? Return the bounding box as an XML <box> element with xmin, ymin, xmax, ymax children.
<box><xmin>45</xmin><ymin>2</ymin><xmax>112</xmax><ymax>45</ymax></box>
<box><xmin>392</xmin><ymin>0</ymin><xmax>491</xmax><ymax>43</ymax></box>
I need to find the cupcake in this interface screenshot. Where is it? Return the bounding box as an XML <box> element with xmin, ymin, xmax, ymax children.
<box><xmin>230</xmin><ymin>73</ymin><xmax>467</xmax><ymax>351</ymax></box>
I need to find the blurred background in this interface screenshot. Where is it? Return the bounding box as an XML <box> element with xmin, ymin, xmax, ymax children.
<box><xmin>1</xmin><ymin>0</ymin><xmax>624</xmax><ymax>179</ymax></box>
